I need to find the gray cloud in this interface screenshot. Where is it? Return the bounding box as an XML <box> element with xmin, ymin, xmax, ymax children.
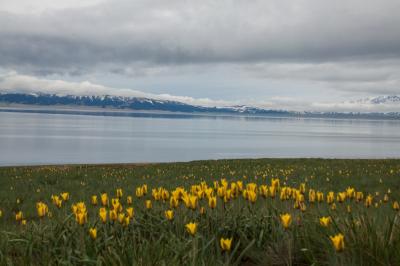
<box><xmin>1</xmin><ymin>0</ymin><xmax>400</xmax><ymax>98</ymax></box>
<box><xmin>1</xmin><ymin>1</ymin><xmax>400</xmax><ymax>68</ymax></box>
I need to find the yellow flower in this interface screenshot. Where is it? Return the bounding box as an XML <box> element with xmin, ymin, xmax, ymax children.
<box><xmin>91</xmin><ymin>195</ymin><xmax>98</xmax><ymax>205</ymax></box>
<box><xmin>280</xmin><ymin>213</ymin><xmax>292</xmax><ymax>229</ymax></box>
<box><xmin>15</xmin><ymin>211</ymin><xmax>23</xmax><ymax>222</ymax></box>
<box><xmin>327</xmin><ymin>192</ymin><xmax>335</xmax><ymax>204</ymax></box>
<box><xmin>165</xmin><ymin>210</ymin><xmax>174</xmax><ymax>221</ymax></box>
<box><xmin>101</xmin><ymin>193</ymin><xmax>108</xmax><ymax>206</ymax></box>
<box><xmin>126</xmin><ymin>207</ymin><xmax>134</xmax><ymax>218</ymax></box>
<box><xmin>383</xmin><ymin>194</ymin><xmax>389</xmax><ymax>202</ymax></box>
<box><xmin>200</xmin><ymin>207</ymin><xmax>206</xmax><ymax>215</ymax></box>
<box><xmin>330</xmin><ymin>233</ymin><xmax>345</xmax><ymax>252</ymax></box>
<box><xmin>208</xmin><ymin>196</ymin><xmax>217</xmax><ymax>209</ymax></box>
<box><xmin>220</xmin><ymin>238</ymin><xmax>233</xmax><ymax>251</ymax></box>
<box><xmin>61</xmin><ymin>192</ymin><xmax>69</xmax><ymax>201</ymax></box>
<box><xmin>52</xmin><ymin>195</ymin><xmax>62</xmax><ymax>208</ymax></box>
<box><xmin>185</xmin><ymin>222</ymin><xmax>198</xmax><ymax>236</ymax></box>
<box><xmin>145</xmin><ymin>200</ymin><xmax>152</xmax><ymax>209</ymax></box>
<box><xmin>116</xmin><ymin>188</ymin><xmax>123</xmax><ymax>198</ymax></box>
<box><xmin>111</xmin><ymin>198</ymin><xmax>122</xmax><ymax>212</ymax></box>
<box><xmin>99</xmin><ymin>208</ymin><xmax>107</xmax><ymax>223</ymax></box>
<box><xmin>21</xmin><ymin>219</ymin><xmax>27</xmax><ymax>225</ymax></box>
<box><xmin>319</xmin><ymin>216</ymin><xmax>331</xmax><ymax>227</ymax></box>
<box><xmin>247</xmin><ymin>190</ymin><xmax>257</xmax><ymax>203</ymax></box>
<box><xmin>170</xmin><ymin>196</ymin><xmax>179</xmax><ymax>208</ymax></box>
<box><xmin>393</xmin><ymin>201</ymin><xmax>400</xmax><ymax>211</ymax></box>
<box><xmin>0</xmin><ymin>209</ymin><xmax>2</xmax><ymax>218</ymax></box>
<box><xmin>109</xmin><ymin>209</ymin><xmax>118</xmax><ymax>221</ymax></box>
<box><xmin>118</xmin><ymin>213</ymin><xmax>125</xmax><ymax>224</ymax></box>
<box><xmin>127</xmin><ymin>196</ymin><xmax>133</xmax><ymax>205</ymax></box>
<box><xmin>75</xmin><ymin>212</ymin><xmax>87</xmax><ymax>225</ymax></box>
<box><xmin>188</xmin><ymin>195</ymin><xmax>198</xmax><ymax>210</ymax></box>
<box><xmin>122</xmin><ymin>216</ymin><xmax>130</xmax><ymax>227</ymax></box>
<box><xmin>36</xmin><ymin>202</ymin><xmax>48</xmax><ymax>218</ymax></box>
<box><xmin>89</xmin><ymin>228</ymin><xmax>97</xmax><ymax>240</ymax></box>
<box><xmin>136</xmin><ymin>187</ymin><xmax>144</xmax><ymax>198</ymax></box>
<box><xmin>365</xmin><ymin>194</ymin><xmax>373</xmax><ymax>207</ymax></box>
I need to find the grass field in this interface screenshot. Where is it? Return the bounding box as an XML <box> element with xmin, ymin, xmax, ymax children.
<box><xmin>0</xmin><ymin>159</ymin><xmax>400</xmax><ymax>265</ymax></box>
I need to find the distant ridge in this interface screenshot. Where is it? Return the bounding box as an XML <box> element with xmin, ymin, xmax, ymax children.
<box><xmin>0</xmin><ymin>92</ymin><xmax>289</xmax><ymax>115</ymax></box>
<box><xmin>1</xmin><ymin>92</ymin><xmax>400</xmax><ymax>120</ymax></box>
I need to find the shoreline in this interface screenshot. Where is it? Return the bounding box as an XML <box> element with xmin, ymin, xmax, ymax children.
<box><xmin>1</xmin><ymin>157</ymin><xmax>400</xmax><ymax>169</ymax></box>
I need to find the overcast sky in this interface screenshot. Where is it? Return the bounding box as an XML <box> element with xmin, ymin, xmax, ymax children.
<box><xmin>1</xmin><ymin>0</ymin><xmax>400</xmax><ymax>111</ymax></box>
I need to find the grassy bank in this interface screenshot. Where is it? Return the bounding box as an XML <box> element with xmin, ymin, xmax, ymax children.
<box><xmin>0</xmin><ymin>159</ymin><xmax>400</xmax><ymax>265</ymax></box>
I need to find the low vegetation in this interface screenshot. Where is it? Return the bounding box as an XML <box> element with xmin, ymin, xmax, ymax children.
<box><xmin>0</xmin><ymin>159</ymin><xmax>399</xmax><ymax>265</ymax></box>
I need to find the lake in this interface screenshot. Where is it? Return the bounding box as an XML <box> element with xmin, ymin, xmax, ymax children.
<box><xmin>1</xmin><ymin>110</ymin><xmax>400</xmax><ymax>166</ymax></box>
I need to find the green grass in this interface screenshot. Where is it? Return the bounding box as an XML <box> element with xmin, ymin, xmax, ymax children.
<box><xmin>0</xmin><ymin>158</ymin><xmax>400</xmax><ymax>265</ymax></box>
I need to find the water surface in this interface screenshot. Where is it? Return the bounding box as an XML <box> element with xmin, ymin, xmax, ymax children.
<box><xmin>1</xmin><ymin>111</ymin><xmax>400</xmax><ymax>166</ymax></box>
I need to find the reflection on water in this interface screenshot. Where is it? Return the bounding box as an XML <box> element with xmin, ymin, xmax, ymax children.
<box><xmin>1</xmin><ymin>111</ymin><xmax>400</xmax><ymax>166</ymax></box>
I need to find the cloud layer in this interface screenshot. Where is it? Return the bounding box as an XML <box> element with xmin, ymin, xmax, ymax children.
<box><xmin>2</xmin><ymin>71</ymin><xmax>400</xmax><ymax>113</ymax></box>
<box><xmin>1</xmin><ymin>0</ymin><xmax>400</xmax><ymax>104</ymax></box>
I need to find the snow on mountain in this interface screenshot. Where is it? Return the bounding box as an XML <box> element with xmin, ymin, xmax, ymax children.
<box><xmin>351</xmin><ymin>95</ymin><xmax>400</xmax><ymax>105</ymax></box>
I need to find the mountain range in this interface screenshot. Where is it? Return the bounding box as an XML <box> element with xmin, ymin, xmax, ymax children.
<box><xmin>1</xmin><ymin>92</ymin><xmax>400</xmax><ymax>119</ymax></box>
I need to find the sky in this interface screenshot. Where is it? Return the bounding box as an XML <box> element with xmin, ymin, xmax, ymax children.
<box><xmin>0</xmin><ymin>0</ymin><xmax>400</xmax><ymax>112</ymax></box>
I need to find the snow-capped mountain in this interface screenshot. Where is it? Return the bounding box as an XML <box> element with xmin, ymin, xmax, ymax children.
<box><xmin>351</xmin><ymin>95</ymin><xmax>400</xmax><ymax>105</ymax></box>
<box><xmin>0</xmin><ymin>92</ymin><xmax>288</xmax><ymax>115</ymax></box>
<box><xmin>1</xmin><ymin>92</ymin><xmax>400</xmax><ymax>119</ymax></box>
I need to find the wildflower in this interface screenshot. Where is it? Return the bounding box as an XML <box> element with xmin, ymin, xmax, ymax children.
<box><xmin>15</xmin><ymin>211</ymin><xmax>23</xmax><ymax>222</ymax></box>
<box><xmin>393</xmin><ymin>201</ymin><xmax>400</xmax><ymax>211</ymax></box>
<box><xmin>36</xmin><ymin>202</ymin><xmax>48</xmax><ymax>218</ymax></box>
<box><xmin>300</xmin><ymin>202</ymin><xmax>307</xmax><ymax>212</ymax></box>
<box><xmin>280</xmin><ymin>213</ymin><xmax>292</xmax><ymax>229</ymax></box>
<box><xmin>165</xmin><ymin>210</ymin><xmax>174</xmax><ymax>221</ymax></box>
<box><xmin>91</xmin><ymin>195</ymin><xmax>98</xmax><ymax>205</ymax></box>
<box><xmin>185</xmin><ymin>222</ymin><xmax>197</xmax><ymax>236</ymax></box>
<box><xmin>89</xmin><ymin>228</ymin><xmax>97</xmax><ymax>240</ymax></box>
<box><xmin>75</xmin><ymin>212</ymin><xmax>87</xmax><ymax>225</ymax></box>
<box><xmin>0</xmin><ymin>209</ymin><xmax>2</xmax><ymax>218</ymax></box>
<box><xmin>21</xmin><ymin>219</ymin><xmax>27</xmax><ymax>225</ymax></box>
<box><xmin>170</xmin><ymin>196</ymin><xmax>179</xmax><ymax>208</ymax></box>
<box><xmin>247</xmin><ymin>190</ymin><xmax>257</xmax><ymax>203</ymax></box>
<box><xmin>99</xmin><ymin>208</ymin><xmax>107</xmax><ymax>223</ymax></box>
<box><xmin>330</xmin><ymin>233</ymin><xmax>345</xmax><ymax>252</ymax></box>
<box><xmin>61</xmin><ymin>192</ymin><xmax>69</xmax><ymax>201</ymax></box>
<box><xmin>319</xmin><ymin>216</ymin><xmax>331</xmax><ymax>227</ymax></box>
<box><xmin>188</xmin><ymin>195</ymin><xmax>198</xmax><ymax>210</ymax></box>
<box><xmin>327</xmin><ymin>192</ymin><xmax>335</xmax><ymax>204</ymax></box>
<box><xmin>118</xmin><ymin>213</ymin><xmax>125</xmax><ymax>224</ymax></box>
<box><xmin>200</xmin><ymin>207</ymin><xmax>206</xmax><ymax>215</ymax></box>
<box><xmin>383</xmin><ymin>194</ymin><xmax>389</xmax><ymax>203</ymax></box>
<box><xmin>116</xmin><ymin>188</ymin><xmax>123</xmax><ymax>198</ymax></box>
<box><xmin>109</xmin><ymin>209</ymin><xmax>118</xmax><ymax>221</ymax></box>
<box><xmin>317</xmin><ymin>192</ymin><xmax>324</xmax><ymax>202</ymax></box>
<box><xmin>127</xmin><ymin>196</ymin><xmax>133</xmax><ymax>205</ymax></box>
<box><xmin>208</xmin><ymin>196</ymin><xmax>217</xmax><ymax>209</ymax></box>
<box><xmin>122</xmin><ymin>216</ymin><xmax>130</xmax><ymax>227</ymax></box>
<box><xmin>126</xmin><ymin>207</ymin><xmax>134</xmax><ymax>218</ymax></box>
<box><xmin>337</xmin><ymin>192</ymin><xmax>346</xmax><ymax>203</ymax></box>
<box><xmin>365</xmin><ymin>194</ymin><xmax>373</xmax><ymax>207</ymax></box>
<box><xmin>101</xmin><ymin>193</ymin><xmax>108</xmax><ymax>206</ymax></box>
<box><xmin>51</xmin><ymin>195</ymin><xmax>62</xmax><ymax>206</ymax></box>
<box><xmin>220</xmin><ymin>238</ymin><xmax>233</xmax><ymax>251</ymax></box>
<box><xmin>136</xmin><ymin>187</ymin><xmax>144</xmax><ymax>198</ymax></box>
<box><xmin>145</xmin><ymin>200</ymin><xmax>152</xmax><ymax>209</ymax></box>
<box><xmin>111</xmin><ymin>198</ymin><xmax>122</xmax><ymax>212</ymax></box>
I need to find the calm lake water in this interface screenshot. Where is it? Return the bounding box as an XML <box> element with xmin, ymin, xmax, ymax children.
<box><xmin>1</xmin><ymin>111</ymin><xmax>400</xmax><ymax>166</ymax></box>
